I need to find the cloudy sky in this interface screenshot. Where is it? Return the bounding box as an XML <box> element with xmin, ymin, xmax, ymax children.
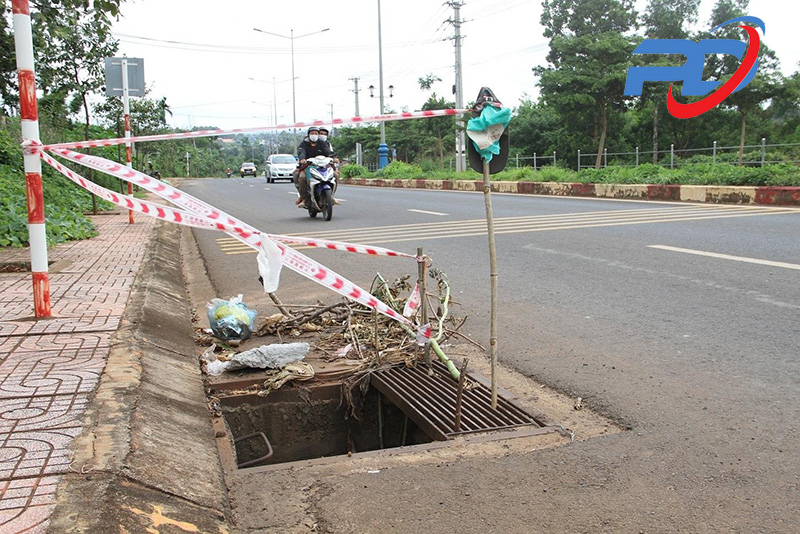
<box><xmin>108</xmin><ymin>0</ymin><xmax>798</xmax><ymax>131</ymax></box>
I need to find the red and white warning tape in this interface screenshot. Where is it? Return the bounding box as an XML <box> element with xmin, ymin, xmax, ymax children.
<box><xmin>39</xmin><ymin>109</ymin><xmax>468</xmax><ymax>152</ymax></box>
<box><xmin>48</xmin><ymin>147</ymin><xmax>417</xmax><ymax>260</ymax></box>
<box><xmin>42</xmin><ymin>148</ymin><xmax>416</xmax><ymax>328</ymax></box>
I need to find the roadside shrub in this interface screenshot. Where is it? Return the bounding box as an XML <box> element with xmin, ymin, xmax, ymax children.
<box><xmin>536</xmin><ymin>166</ymin><xmax>576</xmax><ymax>182</ymax></box>
<box><xmin>341</xmin><ymin>163</ymin><xmax>368</xmax><ymax>178</ymax></box>
<box><xmin>0</xmin><ymin>165</ymin><xmax>99</xmax><ymax>247</ymax></box>
<box><xmin>375</xmin><ymin>160</ymin><xmax>423</xmax><ymax>178</ymax></box>
<box><xmin>494</xmin><ymin>167</ymin><xmax>536</xmax><ymax>181</ymax></box>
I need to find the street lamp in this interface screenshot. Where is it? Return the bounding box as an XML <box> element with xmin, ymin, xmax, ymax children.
<box><xmin>253</xmin><ymin>26</ymin><xmax>330</xmax><ymax>152</ymax></box>
<box><xmin>249</xmin><ymin>76</ymin><xmax>294</xmax><ymax>125</ymax></box>
<box><xmin>375</xmin><ymin>0</ymin><xmax>391</xmax><ymax>168</ymax></box>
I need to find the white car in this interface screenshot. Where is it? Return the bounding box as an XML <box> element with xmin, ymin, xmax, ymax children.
<box><xmin>265</xmin><ymin>154</ymin><xmax>298</xmax><ymax>183</ymax></box>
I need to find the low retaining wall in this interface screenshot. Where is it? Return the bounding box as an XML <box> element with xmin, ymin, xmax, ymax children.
<box><xmin>340</xmin><ymin>178</ymin><xmax>800</xmax><ymax>206</ymax></box>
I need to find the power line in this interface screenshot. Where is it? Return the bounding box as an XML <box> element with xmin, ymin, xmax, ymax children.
<box><xmin>113</xmin><ymin>31</ymin><xmax>441</xmax><ymax>55</ymax></box>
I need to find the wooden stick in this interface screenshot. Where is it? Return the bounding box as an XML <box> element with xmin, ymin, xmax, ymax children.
<box><xmin>454</xmin><ymin>358</ymin><xmax>469</xmax><ymax>432</ymax></box>
<box><xmin>482</xmin><ymin>160</ymin><xmax>499</xmax><ymax>409</ymax></box>
<box><xmin>418</xmin><ymin>247</ymin><xmax>431</xmax><ymax>369</ymax></box>
<box><xmin>268</xmin><ymin>292</ymin><xmax>293</xmax><ymax>318</ymax></box>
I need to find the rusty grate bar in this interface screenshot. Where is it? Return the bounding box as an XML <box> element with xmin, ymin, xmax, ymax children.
<box><xmin>370</xmin><ymin>362</ymin><xmax>543</xmax><ymax>442</ymax></box>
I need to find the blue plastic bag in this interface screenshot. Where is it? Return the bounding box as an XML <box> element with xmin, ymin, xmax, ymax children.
<box><xmin>206</xmin><ymin>294</ymin><xmax>257</xmax><ymax>341</ymax></box>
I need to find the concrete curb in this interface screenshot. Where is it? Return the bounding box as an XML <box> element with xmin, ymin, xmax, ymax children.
<box><xmin>340</xmin><ymin>178</ymin><xmax>800</xmax><ymax>206</ymax></box>
<box><xmin>48</xmin><ymin>221</ymin><xmax>230</xmax><ymax>533</ymax></box>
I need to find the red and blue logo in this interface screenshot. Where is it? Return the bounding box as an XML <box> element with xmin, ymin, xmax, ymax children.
<box><xmin>624</xmin><ymin>16</ymin><xmax>765</xmax><ymax>118</ymax></box>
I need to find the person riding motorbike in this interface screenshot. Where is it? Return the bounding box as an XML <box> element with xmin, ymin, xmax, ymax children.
<box><xmin>294</xmin><ymin>126</ymin><xmax>339</xmax><ymax>208</ymax></box>
<box><xmin>225</xmin><ymin>167</ymin><xmax>232</xmax><ymax>178</ymax></box>
<box><xmin>317</xmin><ymin>127</ymin><xmax>341</xmax><ymax>192</ymax></box>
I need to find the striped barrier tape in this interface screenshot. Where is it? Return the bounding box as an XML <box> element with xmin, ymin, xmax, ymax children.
<box><xmin>48</xmin><ymin>147</ymin><xmax>417</xmax><ymax>260</ymax></box>
<box><xmin>42</xmin><ymin>149</ymin><xmax>416</xmax><ymax>328</ymax></box>
<box><xmin>39</xmin><ymin>109</ymin><xmax>468</xmax><ymax>152</ymax></box>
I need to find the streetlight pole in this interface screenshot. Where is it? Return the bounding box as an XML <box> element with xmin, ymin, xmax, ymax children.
<box><xmin>273</xmin><ymin>77</ymin><xmax>278</xmax><ymax>126</ymax></box>
<box><xmin>289</xmin><ymin>29</ymin><xmax>296</xmax><ymax>150</ymax></box>
<box><xmin>254</xmin><ymin>26</ymin><xmax>329</xmax><ymax>152</ymax></box>
<box><xmin>376</xmin><ymin>0</ymin><xmax>389</xmax><ymax>168</ymax></box>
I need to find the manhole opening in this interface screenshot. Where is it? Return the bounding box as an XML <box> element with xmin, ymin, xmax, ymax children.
<box><xmin>218</xmin><ymin>360</ymin><xmax>548</xmax><ymax>469</ymax></box>
<box><xmin>221</xmin><ymin>382</ymin><xmax>434</xmax><ymax>468</ymax></box>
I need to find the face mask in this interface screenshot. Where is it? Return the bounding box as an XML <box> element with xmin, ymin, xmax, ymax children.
<box><xmin>318</xmin><ymin>134</ymin><xmax>328</xmax><ymax>142</ymax></box>
<box><xmin>309</xmin><ymin>134</ymin><xmax>318</xmax><ymax>142</ymax></box>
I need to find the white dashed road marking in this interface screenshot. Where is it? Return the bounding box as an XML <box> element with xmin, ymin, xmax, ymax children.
<box><xmin>648</xmin><ymin>245</ymin><xmax>800</xmax><ymax>271</ymax></box>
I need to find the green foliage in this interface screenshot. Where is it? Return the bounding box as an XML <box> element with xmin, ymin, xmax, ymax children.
<box><xmin>375</xmin><ymin>160</ymin><xmax>424</xmax><ymax>178</ymax></box>
<box><xmin>432</xmin><ymin>162</ymin><xmax>800</xmax><ymax>187</ymax></box>
<box><xmin>341</xmin><ymin>163</ymin><xmax>368</xmax><ymax>178</ymax></box>
<box><xmin>0</xmin><ymin>164</ymin><xmax>99</xmax><ymax>248</ymax></box>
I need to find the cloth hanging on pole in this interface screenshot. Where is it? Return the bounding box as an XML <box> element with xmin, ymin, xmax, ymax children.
<box><xmin>467</xmin><ymin>104</ymin><xmax>511</xmax><ymax>162</ymax></box>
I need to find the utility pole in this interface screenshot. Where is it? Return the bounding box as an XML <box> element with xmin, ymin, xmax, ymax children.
<box><xmin>350</xmin><ymin>76</ymin><xmax>361</xmax><ymax>119</ymax></box>
<box><xmin>445</xmin><ymin>1</ymin><xmax>466</xmax><ymax>172</ymax></box>
<box><xmin>272</xmin><ymin>77</ymin><xmax>278</xmax><ymax>126</ymax></box>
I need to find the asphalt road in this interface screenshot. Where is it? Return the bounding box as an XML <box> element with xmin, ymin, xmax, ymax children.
<box><xmin>182</xmin><ymin>177</ymin><xmax>800</xmax><ymax>532</ymax></box>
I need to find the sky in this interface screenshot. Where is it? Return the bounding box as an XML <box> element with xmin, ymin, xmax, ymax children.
<box><xmin>108</xmin><ymin>0</ymin><xmax>799</xmax><ymax>132</ymax></box>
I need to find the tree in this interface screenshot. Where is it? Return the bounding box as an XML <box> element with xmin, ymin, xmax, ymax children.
<box><xmin>1</xmin><ymin>0</ymin><xmax>125</xmax><ymax>114</ymax></box>
<box><xmin>509</xmin><ymin>97</ymin><xmax>562</xmax><ymax>165</ymax></box>
<box><xmin>0</xmin><ymin>5</ymin><xmax>18</xmax><ymax>114</ymax></box>
<box><xmin>640</xmin><ymin>0</ymin><xmax>700</xmax><ymax>162</ymax></box>
<box><xmin>537</xmin><ymin>0</ymin><xmax>639</xmax><ymax>168</ymax></box>
<box><xmin>37</xmin><ymin>10</ymin><xmax>118</xmax><ymax>140</ymax></box>
<box><xmin>702</xmin><ymin>0</ymin><xmax>781</xmax><ymax>165</ymax></box>
<box><xmin>418</xmin><ymin>74</ymin><xmax>442</xmax><ymax>91</ymax></box>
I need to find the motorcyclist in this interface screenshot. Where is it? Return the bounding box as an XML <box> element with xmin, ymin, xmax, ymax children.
<box><xmin>225</xmin><ymin>167</ymin><xmax>232</xmax><ymax>178</ymax></box>
<box><xmin>294</xmin><ymin>126</ymin><xmax>338</xmax><ymax>208</ymax></box>
<box><xmin>318</xmin><ymin>127</ymin><xmax>341</xmax><ymax>203</ymax></box>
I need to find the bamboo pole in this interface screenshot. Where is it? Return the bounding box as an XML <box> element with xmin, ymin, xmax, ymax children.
<box><xmin>418</xmin><ymin>247</ymin><xmax>431</xmax><ymax>369</ymax></box>
<box><xmin>482</xmin><ymin>160</ymin><xmax>499</xmax><ymax>409</ymax></box>
<box><xmin>454</xmin><ymin>358</ymin><xmax>470</xmax><ymax>432</ymax></box>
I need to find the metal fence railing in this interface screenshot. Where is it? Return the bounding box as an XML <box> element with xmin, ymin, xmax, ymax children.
<box><xmin>575</xmin><ymin>139</ymin><xmax>800</xmax><ymax>171</ymax></box>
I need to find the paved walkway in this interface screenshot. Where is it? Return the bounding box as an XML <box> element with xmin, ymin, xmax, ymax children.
<box><xmin>0</xmin><ymin>211</ymin><xmax>154</xmax><ymax>533</ymax></box>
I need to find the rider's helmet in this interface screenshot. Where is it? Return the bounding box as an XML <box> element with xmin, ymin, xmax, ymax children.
<box><xmin>307</xmin><ymin>126</ymin><xmax>320</xmax><ymax>142</ymax></box>
<box><xmin>318</xmin><ymin>127</ymin><xmax>329</xmax><ymax>142</ymax></box>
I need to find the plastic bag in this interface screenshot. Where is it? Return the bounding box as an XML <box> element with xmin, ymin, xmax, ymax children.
<box><xmin>206</xmin><ymin>294</ymin><xmax>257</xmax><ymax>341</ymax></box>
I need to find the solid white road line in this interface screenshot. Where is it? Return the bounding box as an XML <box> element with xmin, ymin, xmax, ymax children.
<box><xmin>648</xmin><ymin>245</ymin><xmax>800</xmax><ymax>271</ymax></box>
<box><xmin>407</xmin><ymin>209</ymin><xmax>448</xmax><ymax>216</ymax></box>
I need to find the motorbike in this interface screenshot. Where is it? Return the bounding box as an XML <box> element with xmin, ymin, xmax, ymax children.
<box><xmin>226</xmin><ymin>169</ymin><xmax>232</xmax><ymax>178</ymax></box>
<box><xmin>303</xmin><ymin>155</ymin><xmax>337</xmax><ymax>221</ymax></box>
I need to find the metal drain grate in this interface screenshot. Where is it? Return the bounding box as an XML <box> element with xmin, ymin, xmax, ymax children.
<box><xmin>370</xmin><ymin>362</ymin><xmax>543</xmax><ymax>441</ymax></box>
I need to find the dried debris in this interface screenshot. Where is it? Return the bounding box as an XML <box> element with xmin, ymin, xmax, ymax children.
<box><xmin>198</xmin><ymin>269</ymin><xmax>468</xmax><ymax>401</ymax></box>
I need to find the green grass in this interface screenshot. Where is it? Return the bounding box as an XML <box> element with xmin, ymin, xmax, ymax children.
<box><xmin>0</xmin><ymin>165</ymin><xmax>105</xmax><ymax>248</ymax></box>
<box><xmin>346</xmin><ymin>161</ymin><xmax>800</xmax><ymax>187</ymax></box>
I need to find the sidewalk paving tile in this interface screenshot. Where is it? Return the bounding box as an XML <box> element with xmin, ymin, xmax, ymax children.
<box><xmin>0</xmin><ymin>211</ymin><xmax>155</xmax><ymax>532</ymax></box>
<box><xmin>0</xmin><ymin>345</ymin><xmax>108</xmax><ymax>400</ymax></box>
<box><xmin>0</xmin><ymin>394</ymin><xmax>89</xmax><ymax>434</ymax></box>
<box><xmin>0</xmin><ymin>427</ymin><xmax>83</xmax><ymax>480</ymax></box>
<box><xmin>0</xmin><ymin>316</ymin><xmax>121</xmax><ymax>338</ymax></box>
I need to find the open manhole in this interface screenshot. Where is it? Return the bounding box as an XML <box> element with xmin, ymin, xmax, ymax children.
<box><xmin>215</xmin><ymin>361</ymin><xmax>549</xmax><ymax>469</ymax></box>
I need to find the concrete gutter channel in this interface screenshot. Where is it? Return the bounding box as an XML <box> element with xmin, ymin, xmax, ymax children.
<box><xmin>44</xmin><ymin>181</ymin><xmax>629</xmax><ymax>532</ymax></box>
<box><xmin>48</xmin><ymin>222</ymin><xmax>229</xmax><ymax>533</ymax></box>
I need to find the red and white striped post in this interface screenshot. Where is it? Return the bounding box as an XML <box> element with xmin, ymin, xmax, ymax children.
<box><xmin>121</xmin><ymin>58</ymin><xmax>134</xmax><ymax>224</ymax></box>
<box><xmin>12</xmin><ymin>0</ymin><xmax>51</xmax><ymax>318</ymax></box>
